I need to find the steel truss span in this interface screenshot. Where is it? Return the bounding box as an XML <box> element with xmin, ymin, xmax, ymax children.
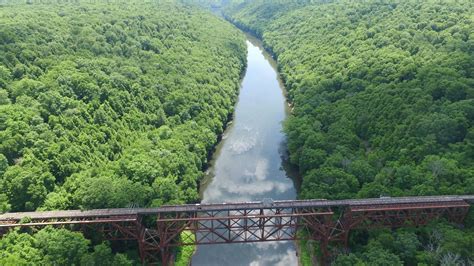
<box><xmin>0</xmin><ymin>195</ymin><xmax>472</xmax><ymax>265</ymax></box>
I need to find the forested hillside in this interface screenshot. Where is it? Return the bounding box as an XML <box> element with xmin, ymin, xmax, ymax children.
<box><xmin>225</xmin><ymin>0</ymin><xmax>474</xmax><ymax>264</ymax></box>
<box><xmin>0</xmin><ymin>1</ymin><xmax>245</xmax><ymax>212</ymax></box>
<box><xmin>0</xmin><ymin>1</ymin><xmax>245</xmax><ymax>263</ymax></box>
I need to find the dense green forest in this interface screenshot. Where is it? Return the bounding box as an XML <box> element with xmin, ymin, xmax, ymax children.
<box><xmin>224</xmin><ymin>0</ymin><xmax>474</xmax><ymax>264</ymax></box>
<box><xmin>0</xmin><ymin>1</ymin><xmax>245</xmax><ymax>263</ymax></box>
<box><xmin>2</xmin><ymin>0</ymin><xmax>474</xmax><ymax>265</ymax></box>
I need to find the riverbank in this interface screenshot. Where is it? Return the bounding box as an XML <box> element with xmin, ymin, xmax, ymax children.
<box><xmin>221</xmin><ymin>19</ymin><xmax>310</xmax><ymax>266</ymax></box>
<box><xmin>192</xmin><ymin>26</ymin><xmax>298</xmax><ymax>266</ymax></box>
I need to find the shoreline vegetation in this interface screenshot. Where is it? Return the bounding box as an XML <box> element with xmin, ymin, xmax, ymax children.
<box><xmin>0</xmin><ymin>0</ymin><xmax>246</xmax><ymax>264</ymax></box>
<box><xmin>223</xmin><ymin>0</ymin><xmax>474</xmax><ymax>264</ymax></box>
<box><xmin>1</xmin><ymin>0</ymin><xmax>473</xmax><ymax>265</ymax></box>
<box><xmin>220</xmin><ymin>9</ymin><xmax>321</xmax><ymax>266</ymax></box>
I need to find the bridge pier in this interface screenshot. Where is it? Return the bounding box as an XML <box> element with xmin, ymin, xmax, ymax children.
<box><xmin>135</xmin><ymin>217</ymin><xmax>148</xmax><ymax>265</ymax></box>
<box><xmin>0</xmin><ymin>196</ymin><xmax>472</xmax><ymax>265</ymax></box>
<box><xmin>158</xmin><ymin>247</ymin><xmax>173</xmax><ymax>266</ymax></box>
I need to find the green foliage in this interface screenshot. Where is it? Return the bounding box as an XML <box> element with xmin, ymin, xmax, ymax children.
<box><xmin>0</xmin><ymin>1</ymin><xmax>245</xmax><ymax>264</ymax></box>
<box><xmin>296</xmin><ymin>231</ymin><xmax>315</xmax><ymax>266</ymax></box>
<box><xmin>80</xmin><ymin>243</ymin><xmax>132</xmax><ymax>266</ymax></box>
<box><xmin>300</xmin><ymin>167</ymin><xmax>359</xmax><ymax>199</ymax></box>
<box><xmin>0</xmin><ymin>228</ymin><xmax>131</xmax><ymax>266</ymax></box>
<box><xmin>0</xmin><ymin>1</ymin><xmax>245</xmax><ymax>212</ymax></box>
<box><xmin>361</xmin><ymin>246</ymin><xmax>403</xmax><ymax>266</ymax></box>
<box><xmin>333</xmin><ymin>253</ymin><xmax>364</xmax><ymax>266</ymax></box>
<box><xmin>175</xmin><ymin>231</ymin><xmax>196</xmax><ymax>266</ymax></box>
<box><xmin>225</xmin><ymin>0</ymin><xmax>474</xmax><ymax>264</ymax></box>
<box><xmin>0</xmin><ymin>230</ymin><xmax>42</xmax><ymax>265</ymax></box>
<box><xmin>2</xmin><ymin>153</ymin><xmax>55</xmax><ymax>211</ymax></box>
<box><xmin>0</xmin><ymin>193</ymin><xmax>10</xmax><ymax>214</ymax></box>
<box><xmin>34</xmin><ymin>227</ymin><xmax>90</xmax><ymax>265</ymax></box>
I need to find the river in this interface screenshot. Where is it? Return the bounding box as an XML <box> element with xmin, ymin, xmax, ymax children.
<box><xmin>191</xmin><ymin>35</ymin><xmax>298</xmax><ymax>265</ymax></box>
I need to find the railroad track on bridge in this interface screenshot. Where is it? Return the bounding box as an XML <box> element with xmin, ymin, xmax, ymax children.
<box><xmin>1</xmin><ymin>195</ymin><xmax>473</xmax><ymax>265</ymax></box>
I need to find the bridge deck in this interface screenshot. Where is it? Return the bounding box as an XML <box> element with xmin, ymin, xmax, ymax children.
<box><xmin>1</xmin><ymin>195</ymin><xmax>473</xmax><ymax>221</ymax></box>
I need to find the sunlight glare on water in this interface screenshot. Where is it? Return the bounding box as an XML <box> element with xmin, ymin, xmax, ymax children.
<box><xmin>192</xmin><ymin>36</ymin><xmax>298</xmax><ymax>266</ymax></box>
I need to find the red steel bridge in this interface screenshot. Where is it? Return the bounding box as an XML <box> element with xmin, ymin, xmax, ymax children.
<box><xmin>0</xmin><ymin>195</ymin><xmax>473</xmax><ymax>265</ymax></box>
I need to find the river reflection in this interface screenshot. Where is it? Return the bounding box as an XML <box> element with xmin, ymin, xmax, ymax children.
<box><xmin>192</xmin><ymin>35</ymin><xmax>297</xmax><ymax>266</ymax></box>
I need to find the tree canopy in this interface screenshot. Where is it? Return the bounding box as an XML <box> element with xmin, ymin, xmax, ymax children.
<box><xmin>224</xmin><ymin>0</ymin><xmax>474</xmax><ymax>264</ymax></box>
<box><xmin>0</xmin><ymin>0</ymin><xmax>245</xmax><ymax>263</ymax></box>
<box><xmin>0</xmin><ymin>1</ymin><xmax>245</xmax><ymax>212</ymax></box>
<box><xmin>0</xmin><ymin>227</ymin><xmax>132</xmax><ymax>265</ymax></box>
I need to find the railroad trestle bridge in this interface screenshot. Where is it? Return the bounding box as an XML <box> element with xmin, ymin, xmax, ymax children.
<box><xmin>0</xmin><ymin>195</ymin><xmax>473</xmax><ymax>265</ymax></box>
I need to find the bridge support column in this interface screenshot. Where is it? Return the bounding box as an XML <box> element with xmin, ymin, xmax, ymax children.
<box><xmin>136</xmin><ymin>217</ymin><xmax>147</xmax><ymax>265</ymax></box>
<box><xmin>0</xmin><ymin>197</ymin><xmax>471</xmax><ymax>265</ymax></box>
<box><xmin>160</xmin><ymin>247</ymin><xmax>173</xmax><ymax>266</ymax></box>
<box><xmin>319</xmin><ymin>237</ymin><xmax>330</xmax><ymax>266</ymax></box>
<box><xmin>297</xmin><ymin>208</ymin><xmax>338</xmax><ymax>266</ymax></box>
<box><xmin>136</xmin><ymin>212</ymin><xmax>196</xmax><ymax>265</ymax></box>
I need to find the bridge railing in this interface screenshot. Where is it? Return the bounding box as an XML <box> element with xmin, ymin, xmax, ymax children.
<box><xmin>0</xmin><ymin>195</ymin><xmax>472</xmax><ymax>265</ymax></box>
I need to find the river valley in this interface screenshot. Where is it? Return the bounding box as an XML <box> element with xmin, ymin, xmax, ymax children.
<box><xmin>191</xmin><ymin>35</ymin><xmax>298</xmax><ymax>265</ymax></box>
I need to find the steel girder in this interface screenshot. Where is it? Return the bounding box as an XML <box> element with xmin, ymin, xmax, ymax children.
<box><xmin>0</xmin><ymin>200</ymin><xmax>470</xmax><ymax>265</ymax></box>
